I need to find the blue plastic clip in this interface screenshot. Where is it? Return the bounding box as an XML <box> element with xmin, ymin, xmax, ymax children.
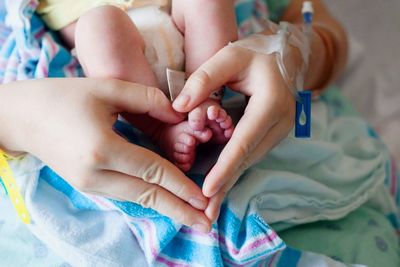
<box><xmin>303</xmin><ymin>12</ymin><xmax>313</xmax><ymax>24</ymax></box>
<box><xmin>295</xmin><ymin>91</ymin><xmax>311</xmax><ymax>138</ymax></box>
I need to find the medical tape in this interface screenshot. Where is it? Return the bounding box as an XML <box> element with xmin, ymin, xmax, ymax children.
<box><xmin>228</xmin><ymin>21</ymin><xmax>311</xmax><ymax>102</ymax></box>
<box><xmin>166</xmin><ymin>68</ymin><xmax>224</xmax><ymax>102</ymax></box>
<box><xmin>0</xmin><ymin>150</ymin><xmax>31</xmax><ymax>224</ymax></box>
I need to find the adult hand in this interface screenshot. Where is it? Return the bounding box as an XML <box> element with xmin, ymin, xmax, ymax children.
<box><xmin>0</xmin><ymin>78</ymin><xmax>211</xmax><ymax>232</ymax></box>
<box><xmin>173</xmin><ymin>43</ymin><xmax>296</xmax><ymax>221</ymax></box>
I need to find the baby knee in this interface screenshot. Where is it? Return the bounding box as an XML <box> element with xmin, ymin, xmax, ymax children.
<box><xmin>78</xmin><ymin>5</ymin><xmax>127</xmax><ymax>26</ymax></box>
<box><xmin>76</xmin><ymin>5</ymin><xmax>144</xmax><ymax>47</ymax></box>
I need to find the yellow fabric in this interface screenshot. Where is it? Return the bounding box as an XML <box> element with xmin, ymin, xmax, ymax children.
<box><xmin>0</xmin><ymin>149</ymin><xmax>30</xmax><ymax>224</ymax></box>
<box><xmin>37</xmin><ymin>0</ymin><xmax>169</xmax><ymax>30</ymax></box>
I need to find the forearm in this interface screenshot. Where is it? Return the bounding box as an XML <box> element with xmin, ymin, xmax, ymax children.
<box><xmin>281</xmin><ymin>0</ymin><xmax>348</xmax><ymax>90</ymax></box>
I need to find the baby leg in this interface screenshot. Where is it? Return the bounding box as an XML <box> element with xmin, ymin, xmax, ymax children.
<box><xmin>75</xmin><ymin>5</ymin><xmax>158</xmax><ymax>86</ymax></box>
<box><xmin>172</xmin><ymin>0</ymin><xmax>237</xmax><ymax>142</ymax></box>
<box><xmin>172</xmin><ymin>0</ymin><xmax>238</xmax><ymax>74</ymax></box>
<box><xmin>74</xmin><ymin>5</ymin><xmax>208</xmax><ymax>171</ymax></box>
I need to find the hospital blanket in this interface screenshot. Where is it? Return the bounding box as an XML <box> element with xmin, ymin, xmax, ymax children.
<box><xmin>1</xmin><ymin>0</ymin><xmax>399</xmax><ymax>266</ymax></box>
<box><xmin>279</xmin><ymin>206</ymin><xmax>400</xmax><ymax>267</ymax></box>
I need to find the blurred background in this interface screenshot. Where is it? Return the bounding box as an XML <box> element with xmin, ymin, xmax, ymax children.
<box><xmin>324</xmin><ymin>0</ymin><xmax>400</xmax><ymax>165</ymax></box>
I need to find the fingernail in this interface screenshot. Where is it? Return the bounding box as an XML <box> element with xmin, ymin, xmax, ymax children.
<box><xmin>173</xmin><ymin>95</ymin><xmax>190</xmax><ymax>109</ymax></box>
<box><xmin>189</xmin><ymin>197</ymin><xmax>207</xmax><ymax>210</ymax></box>
<box><xmin>192</xmin><ymin>223</ymin><xmax>210</xmax><ymax>233</ymax></box>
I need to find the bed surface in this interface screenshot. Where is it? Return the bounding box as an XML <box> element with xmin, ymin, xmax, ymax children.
<box><xmin>324</xmin><ymin>0</ymin><xmax>400</xmax><ymax>166</ymax></box>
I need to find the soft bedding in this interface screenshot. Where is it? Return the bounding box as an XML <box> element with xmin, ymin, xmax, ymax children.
<box><xmin>324</xmin><ymin>0</ymin><xmax>400</xmax><ymax>167</ymax></box>
<box><xmin>0</xmin><ymin>1</ymin><xmax>399</xmax><ymax>266</ymax></box>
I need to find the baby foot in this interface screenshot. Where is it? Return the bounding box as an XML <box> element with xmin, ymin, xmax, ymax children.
<box><xmin>188</xmin><ymin>100</ymin><xmax>234</xmax><ymax>144</ymax></box>
<box><xmin>157</xmin><ymin>121</ymin><xmax>212</xmax><ymax>172</ymax></box>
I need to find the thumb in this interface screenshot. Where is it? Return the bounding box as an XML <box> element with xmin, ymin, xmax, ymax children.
<box><xmin>172</xmin><ymin>46</ymin><xmax>249</xmax><ymax>112</ymax></box>
<box><xmin>95</xmin><ymin>78</ymin><xmax>184</xmax><ymax>124</ymax></box>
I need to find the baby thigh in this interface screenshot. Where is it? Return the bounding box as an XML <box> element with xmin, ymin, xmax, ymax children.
<box><xmin>74</xmin><ymin>5</ymin><xmax>158</xmax><ymax>87</ymax></box>
<box><xmin>171</xmin><ymin>0</ymin><xmax>238</xmax><ymax>74</ymax></box>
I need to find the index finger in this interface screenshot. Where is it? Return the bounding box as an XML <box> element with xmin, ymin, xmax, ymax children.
<box><xmin>94</xmin><ymin>78</ymin><xmax>184</xmax><ymax>124</ymax></box>
<box><xmin>89</xmin><ymin>170</ymin><xmax>211</xmax><ymax>232</ymax></box>
<box><xmin>172</xmin><ymin>46</ymin><xmax>252</xmax><ymax>113</ymax></box>
<box><xmin>202</xmin><ymin>93</ymin><xmax>281</xmax><ymax>197</ymax></box>
<box><xmin>104</xmin><ymin>135</ymin><xmax>209</xmax><ymax>211</ymax></box>
<box><xmin>205</xmin><ymin>119</ymin><xmax>293</xmax><ymax>222</ymax></box>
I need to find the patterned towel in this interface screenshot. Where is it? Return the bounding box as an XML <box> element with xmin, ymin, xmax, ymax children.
<box><xmin>1</xmin><ymin>1</ymin><xmax>399</xmax><ymax>266</ymax></box>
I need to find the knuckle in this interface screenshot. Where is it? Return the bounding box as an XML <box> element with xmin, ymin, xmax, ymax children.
<box><xmin>238</xmin><ymin>157</ymin><xmax>253</xmax><ymax>173</ymax></box>
<box><xmin>173</xmin><ymin>183</ymin><xmax>187</xmax><ymax>199</ymax></box>
<box><xmin>187</xmin><ymin>69</ymin><xmax>211</xmax><ymax>89</ymax></box>
<box><xmin>174</xmin><ymin>208</ymin><xmax>192</xmax><ymax>225</ymax></box>
<box><xmin>146</xmin><ymin>86</ymin><xmax>165</xmax><ymax>108</ymax></box>
<box><xmin>136</xmin><ymin>186</ymin><xmax>158</xmax><ymax>208</ymax></box>
<box><xmin>230</xmin><ymin>136</ymin><xmax>252</xmax><ymax>158</ymax></box>
<box><xmin>140</xmin><ymin>160</ymin><xmax>165</xmax><ymax>185</ymax></box>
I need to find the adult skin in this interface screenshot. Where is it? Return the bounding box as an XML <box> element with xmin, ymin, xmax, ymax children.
<box><xmin>172</xmin><ymin>0</ymin><xmax>348</xmax><ymax>221</ymax></box>
<box><xmin>0</xmin><ymin>78</ymin><xmax>211</xmax><ymax>233</ymax></box>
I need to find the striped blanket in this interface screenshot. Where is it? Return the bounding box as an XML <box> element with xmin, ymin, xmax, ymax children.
<box><xmin>1</xmin><ymin>0</ymin><xmax>399</xmax><ymax>266</ymax></box>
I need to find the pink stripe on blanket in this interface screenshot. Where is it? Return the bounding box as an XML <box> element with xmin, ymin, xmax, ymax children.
<box><xmin>156</xmin><ymin>255</ymin><xmax>193</xmax><ymax>267</ymax></box>
<box><xmin>180</xmin><ymin>226</ymin><xmax>219</xmax><ymax>241</ymax></box>
<box><xmin>129</xmin><ymin>218</ymin><xmax>161</xmax><ymax>260</ymax></box>
<box><xmin>34</xmin><ymin>28</ymin><xmax>46</xmax><ymax>40</ymax></box>
<box><xmin>220</xmin><ymin>231</ymin><xmax>279</xmax><ymax>257</ymax></box>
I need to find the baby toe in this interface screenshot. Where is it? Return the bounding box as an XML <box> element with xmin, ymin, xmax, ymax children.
<box><xmin>177</xmin><ymin>133</ymin><xmax>196</xmax><ymax>146</ymax></box>
<box><xmin>207</xmin><ymin>105</ymin><xmax>220</xmax><ymax>121</ymax></box>
<box><xmin>220</xmin><ymin>116</ymin><xmax>233</xmax><ymax>129</ymax></box>
<box><xmin>174</xmin><ymin>142</ymin><xmax>193</xmax><ymax>154</ymax></box>
<box><xmin>177</xmin><ymin>163</ymin><xmax>192</xmax><ymax>172</ymax></box>
<box><xmin>224</xmin><ymin>127</ymin><xmax>234</xmax><ymax>138</ymax></box>
<box><xmin>173</xmin><ymin>152</ymin><xmax>192</xmax><ymax>164</ymax></box>
<box><xmin>188</xmin><ymin>106</ymin><xmax>207</xmax><ymax>131</ymax></box>
<box><xmin>215</xmin><ymin>109</ymin><xmax>227</xmax><ymax>123</ymax></box>
<box><xmin>192</xmin><ymin>128</ymin><xmax>213</xmax><ymax>143</ymax></box>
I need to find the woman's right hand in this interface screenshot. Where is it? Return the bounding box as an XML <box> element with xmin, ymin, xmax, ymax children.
<box><xmin>0</xmin><ymin>78</ymin><xmax>211</xmax><ymax>232</ymax></box>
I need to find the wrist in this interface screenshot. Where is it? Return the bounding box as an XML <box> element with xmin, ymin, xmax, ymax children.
<box><xmin>259</xmin><ymin>22</ymin><xmax>310</xmax><ymax>96</ymax></box>
<box><xmin>260</xmin><ymin>23</ymin><xmax>343</xmax><ymax>92</ymax></box>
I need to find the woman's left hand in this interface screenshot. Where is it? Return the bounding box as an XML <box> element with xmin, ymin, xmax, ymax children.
<box><xmin>172</xmin><ymin>43</ymin><xmax>296</xmax><ymax>221</ymax></box>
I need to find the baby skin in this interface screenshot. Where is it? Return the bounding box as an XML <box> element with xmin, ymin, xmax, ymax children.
<box><xmin>60</xmin><ymin>0</ymin><xmax>237</xmax><ymax>171</ymax></box>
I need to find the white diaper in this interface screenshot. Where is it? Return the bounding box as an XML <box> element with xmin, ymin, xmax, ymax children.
<box><xmin>127</xmin><ymin>5</ymin><xmax>185</xmax><ymax>98</ymax></box>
